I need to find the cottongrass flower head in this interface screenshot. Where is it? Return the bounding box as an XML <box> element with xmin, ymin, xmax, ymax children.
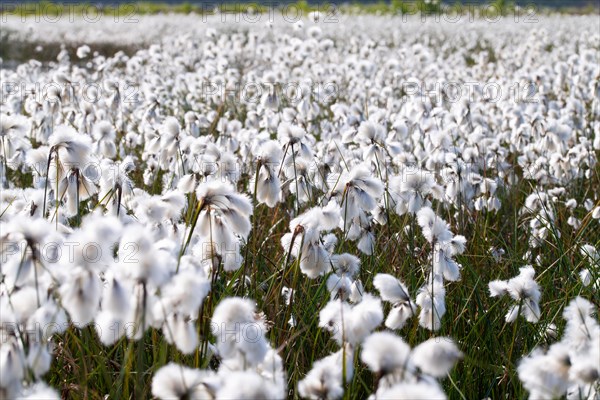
<box><xmin>189</xmin><ymin>180</ymin><xmax>253</xmax><ymax>271</ymax></box>
<box><xmin>95</xmin><ymin>274</ymin><xmax>131</xmax><ymax>346</ymax></box>
<box><xmin>410</xmin><ymin>337</ymin><xmax>463</xmax><ymax>378</ymax></box>
<box><xmin>361</xmin><ymin>331</ymin><xmax>461</xmax><ymax>397</ymax></box>
<box><xmin>327</xmin><ymin>253</ymin><xmax>362</xmax><ymax>302</ymax></box>
<box><xmin>328</xmin><ymin>253</ymin><xmax>358</xmax><ymax>275</ymax></box>
<box><xmin>152</xmin><ymin>363</ymin><xmax>218</xmax><ymax>400</ymax></box>
<box><xmin>48</xmin><ymin>125</ymin><xmax>92</xmax><ymax>166</ymax></box>
<box><xmin>118</xmin><ymin>224</ymin><xmax>172</xmax><ymax>287</ymax></box>
<box><xmin>195</xmin><ymin>180</ymin><xmax>253</xmax><ymax>238</ymax></box>
<box><xmin>489</xmin><ymin>265</ymin><xmax>541</xmax><ymax>323</ymax></box>
<box><xmin>326</xmin><ymin>276</ymin><xmax>364</xmax><ymax>304</ymax></box>
<box><xmin>376</xmin><ymin>382</ymin><xmax>447</xmax><ymax>400</ymax></box>
<box><xmin>415</xmin><ymin>277</ymin><xmax>446</xmax><ymax>331</ymax></box>
<box><xmin>26</xmin><ymin>342</ymin><xmax>52</xmax><ymax>379</ymax></box>
<box><xmin>433</xmin><ymin>234</ymin><xmax>467</xmax><ymax>282</ymax></box>
<box><xmin>518</xmin><ymin>343</ymin><xmax>573</xmax><ymax>399</ymax></box>
<box><xmin>329</xmin><ymin>164</ymin><xmax>384</xmax><ymax>225</ymax></box>
<box><xmin>211</xmin><ymin>297</ymin><xmax>269</xmax><ymax>366</ymax></box>
<box><xmin>0</xmin><ymin>113</ymin><xmax>31</xmax><ymax>171</ymax></box>
<box><xmin>162</xmin><ymin>314</ymin><xmax>199</xmax><ymax>355</ymax></box>
<box><xmin>217</xmin><ymin>371</ymin><xmax>284</xmax><ymax>399</ymax></box>
<box><xmin>298</xmin><ymin>344</ymin><xmax>354</xmax><ymax>400</ymax></box>
<box><xmin>416</xmin><ymin>207</ymin><xmax>452</xmax><ymax>244</ymax></box>
<box><xmin>44</xmin><ymin>125</ymin><xmax>97</xmax><ymax>217</ymax></box>
<box><xmin>98</xmin><ymin>156</ymin><xmax>135</xmax><ymax>215</ymax></box>
<box><xmin>578</xmin><ymin>244</ymin><xmax>599</xmax><ymax>288</ymax></box>
<box><xmin>517</xmin><ymin>296</ymin><xmax>599</xmax><ymax>399</ymax></box>
<box><xmin>0</xmin><ymin>336</ymin><xmax>26</xmax><ymax>397</ymax></box>
<box><xmin>361</xmin><ymin>331</ymin><xmax>412</xmax><ymax>376</ymax></box>
<box><xmin>58</xmin><ymin>266</ymin><xmax>101</xmax><ymax>328</ymax></box>
<box><xmin>282</xmin><ymin>155</ymin><xmax>314</xmax><ymax>205</ymax></box>
<box><xmin>91</xmin><ymin>121</ymin><xmax>117</xmax><ymax>158</ymax></box>
<box><xmin>373</xmin><ymin>273</ymin><xmax>416</xmax><ymax>330</ymax></box>
<box><xmin>76</xmin><ymin>44</ymin><xmax>90</xmax><ymax>58</ymax></box>
<box><xmin>277</xmin><ymin>122</ymin><xmax>312</xmax><ymax>159</ymax></box>
<box><xmin>562</xmin><ymin>296</ymin><xmax>599</xmax><ymax>351</ymax></box>
<box><xmin>390</xmin><ymin>169</ymin><xmax>441</xmax><ymax>215</ymax></box>
<box><xmin>15</xmin><ymin>382</ymin><xmax>60</xmax><ymax>400</ymax></box>
<box><xmin>251</xmin><ymin>140</ymin><xmax>283</xmax><ymax>207</ymax></box>
<box><xmin>280</xmin><ymin>200</ymin><xmax>341</xmax><ymax>278</ymax></box>
<box><xmin>2</xmin><ymin>215</ymin><xmax>53</xmax><ymax>290</ymax></box>
<box><xmin>159</xmin><ymin>268</ymin><xmax>211</xmax><ymax>318</ymax></box>
<box><xmin>319</xmin><ymin>294</ymin><xmax>383</xmax><ymax>346</ymax></box>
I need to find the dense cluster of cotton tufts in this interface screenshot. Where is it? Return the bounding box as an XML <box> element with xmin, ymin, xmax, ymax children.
<box><xmin>360</xmin><ymin>331</ymin><xmax>461</xmax><ymax>398</ymax></box>
<box><xmin>0</xmin><ymin>10</ymin><xmax>598</xmax><ymax>399</ymax></box>
<box><xmin>518</xmin><ymin>297</ymin><xmax>599</xmax><ymax>399</ymax></box>
<box><xmin>151</xmin><ymin>297</ymin><xmax>286</xmax><ymax>399</ymax></box>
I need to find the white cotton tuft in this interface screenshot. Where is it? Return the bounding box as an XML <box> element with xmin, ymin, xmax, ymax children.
<box><xmin>361</xmin><ymin>332</ymin><xmax>412</xmax><ymax>374</ymax></box>
<box><xmin>152</xmin><ymin>363</ymin><xmax>218</xmax><ymax>400</ymax></box>
<box><xmin>410</xmin><ymin>337</ymin><xmax>462</xmax><ymax>377</ymax></box>
<box><xmin>331</xmin><ymin>253</ymin><xmax>361</xmax><ymax>277</ymax></box>
<box><xmin>59</xmin><ymin>267</ymin><xmax>102</xmax><ymax>328</ymax></box>
<box><xmin>385</xmin><ymin>303</ymin><xmax>416</xmax><ymax>330</ymax></box>
<box><xmin>488</xmin><ymin>280</ymin><xmax>508</xmax><ymax>297</ymax></box>
<box><xmin>377</xmin><ymin>382</ymin><xmax>447</xmax><ymax>400</ymax></box>
<box><xmin>163</xmin><ymin>314</ymin><xmax>199</xmax><ymax>355</ymax></box>
<box><xmin>18</xmin><ymin>382</ymin><xmax>60</xmax><ymax>400</ymax></box>
<box><xmin>216</xmin><ymin>371</ymin><xmax>284</xmax><ymax>399</ymax></box>
<box><xmin>374</xmin><ymin>273</ymin><xmax>411</xmax><ymax>303</ymax></box>
<box><xmin>177</xmin><ymin>174</ymin><xmax>197</xmax><ymax>193</ymax></box>
<box><xmin>76</xmin><ymin>45</ymin><xmax>90</xmax><ymax>58</ymax></box>
<box><xmin>298</xmin><ymin>345</ymin><xmax>353</xmax><ymax>400</ymax></box>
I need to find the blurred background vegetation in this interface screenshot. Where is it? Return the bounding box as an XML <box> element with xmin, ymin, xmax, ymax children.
<box><xmin>1</xmin><ymin>0</ymin><xmax>598</xmax><ymax>69</ymax></box>
<box><xmin>1</xmin><ymin>0</ymin><xmax>599</xmax><ymax>17</ymax></box>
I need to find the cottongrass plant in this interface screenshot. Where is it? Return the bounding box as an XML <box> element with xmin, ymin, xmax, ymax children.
<box><xmin>361</xmin><ymin>331</ymin><xmax>462</xmax><ymax>399</ymax></box>
<box><xmin>517</xmin><ymin>297</ymin><xmax>599</xmax><ymax>399</ymax></box>
<box><xmin>151</xmin><ymin>297</ymin><xmax>286</xmax><ymax>399</ymax></box>
<box><xmin>373</xmin><ymin>273</ymin><xmax>417</xmax><ymax>330</ymax></box>
<box><xmin>413</xmin><ymin>207</ymin><xmax>466</xmax><ymax>331</ymax></box>
<box><xmin>488</xmin><ymin>265</ymin><xmax>542</xmax><ymax>324</ymax></box>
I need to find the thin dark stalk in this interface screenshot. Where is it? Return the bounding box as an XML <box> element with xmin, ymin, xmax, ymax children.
<box><xmin>42</xmin><ymin>147</ymin><xmax>55</xmax><ymax>217</ymax></box>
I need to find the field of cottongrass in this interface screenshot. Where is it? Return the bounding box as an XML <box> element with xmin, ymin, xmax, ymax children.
<box><xmin>0</xmin><ymin>10</ymin><xmax>599</xmax><ymax>400</ymax></box>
